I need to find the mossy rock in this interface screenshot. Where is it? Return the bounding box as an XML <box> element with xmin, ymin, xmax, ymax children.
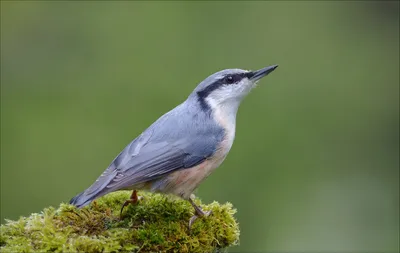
<box><xmin>0</xmin><ymin>191</ymin><xmax>240</xmax><ymax>252</ymax></box>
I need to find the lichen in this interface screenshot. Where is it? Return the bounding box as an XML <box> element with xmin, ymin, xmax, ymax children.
<box><xmin>0</xmin><ymin>191</ymin><xmax>240</xmax><ymax>252</ymax></box>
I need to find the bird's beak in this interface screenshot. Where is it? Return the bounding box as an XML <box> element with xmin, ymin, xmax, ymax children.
<box><xmin>248</xmin><ymin>65</ymin><xmax>278</xmax><ymax>81</ymax></box>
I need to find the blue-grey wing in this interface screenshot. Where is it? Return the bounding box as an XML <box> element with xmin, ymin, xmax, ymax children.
<box><xmin>76</xmin><ymin>129</ymin><xmax>215</xmax><ymax>204</ymax></box>
<box><xmin>70</xmin><ymin>102</ymin><xmax>225</xmax><ymax>208</ymax></box>
<box><xmin>105</xmin><ymin>139</ymin><xmax>209</xmax><ymax>190</ymax></box>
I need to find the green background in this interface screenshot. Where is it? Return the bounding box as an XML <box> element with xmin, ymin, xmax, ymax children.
<box><xmin>1</xmin><ymin>1</ymin><xmax>399</xmax><ymax>252</ymax></box>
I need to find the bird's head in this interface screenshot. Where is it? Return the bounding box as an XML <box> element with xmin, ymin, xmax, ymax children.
<box><xmin>191</xmin><ymin>65</ymin><xmax>278</xmax><ymax>110</ymax></box>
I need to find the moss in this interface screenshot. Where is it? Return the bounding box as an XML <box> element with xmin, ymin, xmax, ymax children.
<box><xmin>0</xmin><ymin>191</ymin><xmax>240</xmax><ymax>252</ymax></box>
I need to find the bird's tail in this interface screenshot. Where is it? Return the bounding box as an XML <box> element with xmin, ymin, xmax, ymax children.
<box><xmin>69</xmin><ymin>192</ymin><xmax>93</xmax><ymax>208</ymax></box>
<box><xmin>69</xmin><ymin>186</ymin><xmax>111</xmax><ymax>208</ymax></box>
<box><xmin>69</xmin><ymin>166</ymin><xmax>119</xmax><ymax>208</ymax></box>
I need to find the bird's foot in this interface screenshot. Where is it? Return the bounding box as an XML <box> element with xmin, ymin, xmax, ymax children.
<box><xmin>188</xmin><ymin>198</ymin><xmax>213</xmax><ymax>230</ymax></box>
<box><xmin>120</xmin><ymin>190</ymin><xmax>142</xmax><ymax>219</ymax></box>
<box><xmin>188</xmin><ymin>209</ymin><xmax>212</xmax><ymax>230</ymax></box>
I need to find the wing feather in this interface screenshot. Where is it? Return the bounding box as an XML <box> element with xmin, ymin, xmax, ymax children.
<box><xmin>105</xmin><ymin>140</ymin><xmax>206</xmax><ymax>190</ymax></box>
<box><xmin>82</xmin><ymin>130</ymin><xmax>154</xmax><ymax>198</ymax></box>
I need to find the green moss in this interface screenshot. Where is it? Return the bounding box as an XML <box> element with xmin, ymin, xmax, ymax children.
<box><xmin>0</xmin><ymin>191</ymin><xmax>240</xmax><ymax>252</ymax></box>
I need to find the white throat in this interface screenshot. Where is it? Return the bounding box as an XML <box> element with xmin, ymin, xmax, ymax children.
<box><xmin>205</xmin><ymin>96</ymin><xmax>241</xmax><ymax>152</ymax></box>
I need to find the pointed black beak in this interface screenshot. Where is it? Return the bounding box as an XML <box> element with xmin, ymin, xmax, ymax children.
<box><xmin>248</xmin><ymin>64</ymin><xmax>278</xmax><ymax>81</ymax></box>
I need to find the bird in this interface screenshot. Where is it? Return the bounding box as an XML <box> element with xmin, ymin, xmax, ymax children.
<box><xmin>70</xmin><ymin>65</ymin><xmax>278</xmax><ymax>228</ymax></box>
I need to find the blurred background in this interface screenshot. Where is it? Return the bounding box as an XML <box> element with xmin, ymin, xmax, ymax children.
<box><xmin>1</xmin><ymin>1</ymin><xmax>399</xmax><ymax>252</ymax></box>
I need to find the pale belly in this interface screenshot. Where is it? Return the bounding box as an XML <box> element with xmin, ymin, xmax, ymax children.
<box><xmin>165</xmin><ymin>154</ymin><xmax>227</xmax><ymax>199</ymax></box>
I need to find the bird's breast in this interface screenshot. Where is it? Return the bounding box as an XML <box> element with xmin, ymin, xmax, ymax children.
<box><xmin>212</xmin><ymin>105</ymin><xmax>237</xmax><ymax>157</ymax></box>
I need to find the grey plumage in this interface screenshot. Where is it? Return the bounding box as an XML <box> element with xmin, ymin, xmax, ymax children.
<box><xmin>70</xmin><ymin>65</ymin><xmax>278</xmax><ymax>209</ymax></box>
<box><xmin>70</xmin><ymin>93</ymin><xmax>224</xmax><ymax>208</ymax></box>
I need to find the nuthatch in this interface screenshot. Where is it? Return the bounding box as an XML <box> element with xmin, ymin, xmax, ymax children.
<box><xmin>70</xmin><ymin>65</ymin><xmax>278</xmax><ymax>228</ymax></box>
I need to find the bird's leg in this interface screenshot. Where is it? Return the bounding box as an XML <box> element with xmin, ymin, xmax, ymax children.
<box><xmin>188</xmin><ymin>197</ymin><xmax>212</xmax><ymax>230</ymax></box>
<box><xmin>120</xmin><ymin>190</ymin><xmax>141</xmax><ymax>218</ymax></box>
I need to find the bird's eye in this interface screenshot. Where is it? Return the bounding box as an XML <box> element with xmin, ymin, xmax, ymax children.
<box><xmin>225</xmin><ymin>75</ymin><xmax>235</xmax><ymax>84</ymax></box>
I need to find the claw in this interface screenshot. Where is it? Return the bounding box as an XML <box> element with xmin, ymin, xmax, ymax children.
<box><xmin>188</xmin><ymin>210</ymin><xmax>212</xmax><ymax>230</ymax></box>
<box><xmin>188</xmin><ymin>198</ymin><xmax>212</xmax><ymax>230</ymax></box>
<box><xmin>120</xmin><ymin>190</ymin><xmax>141</xmax><ymax>219</ymax></box>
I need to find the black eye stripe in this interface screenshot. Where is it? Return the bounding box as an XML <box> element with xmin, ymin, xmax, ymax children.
<box><xmin>224</xmin><ymin>73</ymin><xmax>246</xmax><ymax>84</ymax></box>
<box><xmin>197</xmin><ymin>72</ymin><xmax>248</xmax><ymax>110</ymax></box>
